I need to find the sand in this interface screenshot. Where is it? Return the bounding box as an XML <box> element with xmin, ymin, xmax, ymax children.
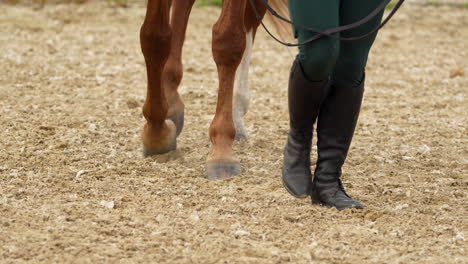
<box><xmin>0</xmin><ymin>1</ymin><xmax>466</xmax><ymax>263</ymax></box>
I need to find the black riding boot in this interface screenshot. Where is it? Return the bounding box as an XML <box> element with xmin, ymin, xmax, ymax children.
<box><xmin>311</xmin><ymin>76</ymin><xmax>366</xmax><ymax>210</ymax></box>
<box><xmin>282</xmin><ymin>59</ymin><xmax>329</xmax><ymax>198</ymax></box>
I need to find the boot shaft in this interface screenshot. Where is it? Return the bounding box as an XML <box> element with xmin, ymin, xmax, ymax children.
<box><xmin>315</xmin><ymin>77</ymin><xmax>365</xmax><ymax>177</ymax></box>
<box><xmin>288</xmin><ymin>58</ymin><xmax>329</xmax><ymax>135</ymax></box>
<box><xmin>282</xmin><ymin>58</ymin><xmax>330</xmax><ymax>198</ymax></box>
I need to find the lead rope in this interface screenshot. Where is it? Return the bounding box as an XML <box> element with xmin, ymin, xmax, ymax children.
<box><xmin>248</xmin><ymin>0</ymin><xmax>405</xmax><ymax>47</ymax></box>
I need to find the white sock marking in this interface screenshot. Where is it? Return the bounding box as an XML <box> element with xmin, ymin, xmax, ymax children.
<box><xmin>233</xmin><ymin>30</ymin><xmax>253</xmax><ymax>140</ymax></box>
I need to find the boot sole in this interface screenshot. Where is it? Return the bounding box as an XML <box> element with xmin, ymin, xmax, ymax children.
<box><xmin>311</xmin><ymin>190</ymin><xmax>364</xmax><ymax>210</ymax></box>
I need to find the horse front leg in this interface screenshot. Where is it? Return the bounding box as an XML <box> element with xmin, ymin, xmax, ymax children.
<box><xmin>207</xmin><ymin>0</ymin><xmax>248</xmax><ymax>180</ymax></box>
<box><xmin>140</xmin><ymin>0</ymin><xmax>176</xmax><ymax>156</ymax></box>
<box><xmin>233</xmin><ymin>0</ymin><xmax>267</xmax><ymax>141</ymax></box>
<box><xmin>163</xmin><ymin>0</ymin><xmax>196</xmax><ymax>136</ymax></box>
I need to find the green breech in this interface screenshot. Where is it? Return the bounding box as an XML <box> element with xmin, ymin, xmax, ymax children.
<box><xmin>288</xmin><ymin>0</ymin><xmax>385</xmax><ymax>87</ymax></box>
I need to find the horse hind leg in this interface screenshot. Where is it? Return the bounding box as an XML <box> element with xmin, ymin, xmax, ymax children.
<box><xmin>163</xmin><ymin>0</ymin><xmax>195</xmax><ymax>136</ymax></box>
<box><xmin>140</xmin><ymin>0</ymin><xmax>176</xmax><ymax>156</ymax></box>
<box><xmin>233</xmin><ymin>1</ymin><xmax>267</xmax><ymax>141</ymax></box>
<box><xmin>233</xmin><ymin>29</ymin><xmax>253</xmax><ymax>141</ymax></box>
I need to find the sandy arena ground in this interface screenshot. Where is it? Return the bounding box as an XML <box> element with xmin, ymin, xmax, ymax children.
<box><xmin>0</xmin><ymin>1</ymin><xmax>467</xmax><ymax>263</ymax></box>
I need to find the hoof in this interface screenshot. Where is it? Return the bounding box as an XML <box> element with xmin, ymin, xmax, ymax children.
<box><xmin>168</xmin><ymin>110</ymin><xmax>184</xmax><ymax>137</ymax></box>
<box><xmin>141</xmin><ymin>120</ymin><xmax>177</xmax><ymax>157</ymax></box>
<box><xmin>143</xmin><ymin>143</ymin><xmax>176</xmax><ymax>157</ymax></box>
<box><xmin>206</xmin><ymin>160</ymin><xmax>241</xmax><ymax>180</ymax></box>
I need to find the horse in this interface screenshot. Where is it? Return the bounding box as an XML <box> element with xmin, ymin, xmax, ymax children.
<box><xmin>139</xmin><ymin>0</ymin><xmax>288</xmax><ymax>180</ymax></box>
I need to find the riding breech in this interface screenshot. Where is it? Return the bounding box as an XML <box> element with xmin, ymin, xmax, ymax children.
<box><xmin>288</xmin><ymin>0</ymin><xmax>385</xmax><ymax>87</ymax></box>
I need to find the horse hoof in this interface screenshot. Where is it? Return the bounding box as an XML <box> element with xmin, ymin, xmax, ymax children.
<box><xmin>143</xmin><ymin>143</ymin><xmax>176</xmax><ymax>157</ymax></box>
<box><xmin>168</xmin><ymin>111</ymin><xmax>184</xmax><ymax>137</ymax></box>
<box><xmin>141</xmin><ymin>120</ymin><xmax>177</xmax><ymax>157</ymax></box>
<box><xmin>206</xmin><ymin>160</ymin><xmax>241</xmax><ymax>180</ymax></box>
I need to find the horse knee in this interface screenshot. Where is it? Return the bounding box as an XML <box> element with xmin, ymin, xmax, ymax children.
<box><xmin>140</xmin><ymin>22</ymin><xmax>172</xmax><ymax>61</ymax></box>
<box><xmin>212</xmin><ymin>22</ymin><xmax>246</xmax><ymax>68</ymax></box>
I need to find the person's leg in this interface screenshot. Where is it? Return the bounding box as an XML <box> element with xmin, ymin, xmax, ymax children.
<box><xmin>312</xmin><ymin>0</ymin><xmax>385</xmax><ymax>209</ymax></box>
<box><xmin>288</xmin><ymin>0</ymin><xmax>340</xmax><ymax>81</ymax></box>
<box><xmin>282</xmin><ymin>1</ymin><xmax>339</xmax><ymax>198</ymax></box>
<box><xmin>334</xmin><ymin>0</ymin><xmax>385</xmax><ymax>87</ymax></box>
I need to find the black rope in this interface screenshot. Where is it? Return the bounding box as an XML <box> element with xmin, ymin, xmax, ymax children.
<box><xmin>249</xmin><ymin>0</ymin><xmax>405</xmax><ymax>47</ymax></box>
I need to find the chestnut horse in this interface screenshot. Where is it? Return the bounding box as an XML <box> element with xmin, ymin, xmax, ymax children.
<box><xmin>140</xmin><ymin>0</ymin><xmax>288</xmax><ymax>180</ymax></box>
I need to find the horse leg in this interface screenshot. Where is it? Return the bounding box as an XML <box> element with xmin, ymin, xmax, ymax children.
<box><xmin>163</xmin><ymin>0</ymin><xmax>196</xmax><ymax>136</ymax></box>
<box><xmin>233</xmin><ymin>0</ymin><xmax>267</xmax><ymax>141</ymax></box>
<box><xmin>207</xmin><ymin>0</ymin><xmax>248</xmax><ymax>180</ymax></box>
<box><xmin>140</xmin><ymin>0</ymin><xmax>177</xmax><ymax>156</ymax></box>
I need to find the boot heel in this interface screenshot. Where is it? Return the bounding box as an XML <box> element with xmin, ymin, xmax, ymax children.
<box><xmin>310</xmin><ymin>189</ymin><xmax>321</xmax><ymax>204</ymax></box>
<box><xmin>311</xmin><ymin>199</ymin><xmax>321</xmax><ymax>205</ymax></box>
